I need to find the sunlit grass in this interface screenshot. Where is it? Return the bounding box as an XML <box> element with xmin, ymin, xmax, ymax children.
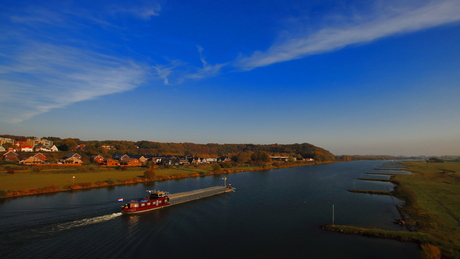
<box><xmin>325</xmin><ymin>160</ymin><xmax>460</xmax><ymax>259</ymax></box>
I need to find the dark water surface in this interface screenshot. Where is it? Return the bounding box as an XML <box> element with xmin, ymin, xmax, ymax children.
<box><xmin>0</xmin><ymin>161</ymin><xmax>421</xmax><ymax>258</ymax></box>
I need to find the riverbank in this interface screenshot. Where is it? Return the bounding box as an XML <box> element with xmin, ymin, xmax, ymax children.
<box><xmin>322</xmin><ymin>160</ymin><xmax>460</xmax><ymax>259</ymax></box>
<box><xmin>0</xmin><ymin>161</ymin><xmax>332</xmax><ymax>198</ymax></box>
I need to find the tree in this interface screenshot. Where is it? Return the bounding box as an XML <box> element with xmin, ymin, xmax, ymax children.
<box><xmin>233</xmin><ymin>152</ymin><xmax>253</xmax><ymax>163</ymax></box>
<box><xmin>144</xmin><ymin>169</ymin><xmax>156</xmax><ymax>179</ymax></box>
<box><xmin>251</xmin><ymin>151</ymin><xmax>270</xmax><ymax>162</ymax></box>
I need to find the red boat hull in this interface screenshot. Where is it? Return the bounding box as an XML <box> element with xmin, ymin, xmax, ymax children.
<box><xmin>121</xmin><ymin>196</ymin><xmax>169</xmax><ymax>214</ymax></box>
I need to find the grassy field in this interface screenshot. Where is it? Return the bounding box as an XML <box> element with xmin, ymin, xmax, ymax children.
<box><xmin>325</xmin><ymin>160</ymin><xmax>460</xmax><ymax>259</ymax></box>
<box><xmin>393</xmin><ymin>160</ymin><xmax>460</xmax><ymax>258</ymax></box>
<box><xmin>0</xmin><ymin>164</ymin><xmax>215</xmax><ymax>191</ymax></box>
<box><xmin>0</xmin><ymin>162</ymin><xmax>284</xmax><ymax>197</ymax></box>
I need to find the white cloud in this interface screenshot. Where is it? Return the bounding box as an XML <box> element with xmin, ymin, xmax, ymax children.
<box><xmin>186</xmin><ymin>46</ymin><xmax>227</xmax><ymax>79</ymax></box>
<box><xmin>108</xmin><ymin>1</ymin><xmax>161</xmax><ymax>20</ymax></box>
<box><xmin>0</xmin><ymin>44</ymin><xmax>147</xmax><ymax>123</ymax></box>
<box><xmin>235</xmin><ymin>0</ymin><xmax>460</xmax><ymax>70</ymax></box>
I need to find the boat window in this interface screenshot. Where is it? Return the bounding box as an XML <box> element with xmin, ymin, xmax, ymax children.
<box><xmin>141</xmin><ymin>203</ymin><xmax>145</xmax><ymax>207</ymax></box>
<box><xmin>134</xmin><ymin>204</ymin><xmax>139</xmax><ymax>208</ymax></box>
<box><xmin>147</xmin><ymin>203</ymin><xmax>151</xmax><ymax>206</ymax></box>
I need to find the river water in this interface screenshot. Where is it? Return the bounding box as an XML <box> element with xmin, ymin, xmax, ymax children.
<box><xmin>0</xmin><ymin>160</ymin><xmax>420</xmax><ymax>258</ymax></box>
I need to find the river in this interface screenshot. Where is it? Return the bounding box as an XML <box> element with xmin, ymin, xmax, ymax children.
<box><xmin>0</xmin><ymin>160</ymin><xmax>420</xmax><ymax>258</ymax></box>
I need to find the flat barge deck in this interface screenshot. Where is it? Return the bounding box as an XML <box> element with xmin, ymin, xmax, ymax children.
<box><xmin>168</xmin><ymin>186</ymin><xmax>233</xmax><ymax>205</ymax></box>
<box><xmin>121</xmin><ymin>185</ymin><xmax>235</xmax><ymax>214</ymax></box>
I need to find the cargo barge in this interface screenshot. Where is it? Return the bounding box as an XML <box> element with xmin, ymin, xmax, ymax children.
<box><xmin>121</xmin><ymin>185</ymin><xmax>235</xmax><ymax>214</ymax></box>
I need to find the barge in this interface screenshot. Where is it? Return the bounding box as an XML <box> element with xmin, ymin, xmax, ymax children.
<box><xmin>121</xmin><ymin>185</ymin><xmax>235</xmax><ymax>214</ymax></box>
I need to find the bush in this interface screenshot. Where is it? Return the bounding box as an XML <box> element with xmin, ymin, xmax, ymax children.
<box><xmin>220</xmin><ymin>162</ymin><xmax>233</xmax><ymax>168</ymax></box>
<box><xmin>212</xmin><ymin>163</ymin><xmax>221</xmax><ymax>171</ymax></box>
<box><xmin>144</xmin><ymin>169</ymin><xmax>155</xmax><ymax>179</ymax></box>
<box><xmin>421</xmin><ymin>243</ymin><xmax>441</xmax><ymax>259</ymax></box>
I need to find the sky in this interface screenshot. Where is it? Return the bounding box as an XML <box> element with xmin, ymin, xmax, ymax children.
<box><xmin>1</xmin><ymin>0</ymin><xmax>460</xmax><ymax>156</ymax></box>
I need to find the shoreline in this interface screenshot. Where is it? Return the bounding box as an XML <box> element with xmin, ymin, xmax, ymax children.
<box><xmin>322</xmin><ymin>161</ymin><xmax>460</xmax><ymax>259</ymax></box>
<box><xmin>1</xmin><ymin>161</ymin><xmax>333</xmax><ymax>199</ymax></box>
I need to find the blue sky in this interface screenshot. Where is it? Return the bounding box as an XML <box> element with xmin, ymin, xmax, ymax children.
<box><xmin>1</xmin><ymin>0</ymin><xmax>459</xmax><ymax>156</ymax></box>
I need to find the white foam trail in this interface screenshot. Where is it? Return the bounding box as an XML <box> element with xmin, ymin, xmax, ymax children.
<box><xmin>54</xmin><ymin>213</ymin><xmax>122</xmax><ymax>231</ymax></box>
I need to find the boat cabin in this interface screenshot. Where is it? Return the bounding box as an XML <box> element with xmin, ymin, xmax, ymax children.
<box><xmin>147</xmin><ymin>190</ymin><xmax>168</xmax><ymax>199</ymax></box>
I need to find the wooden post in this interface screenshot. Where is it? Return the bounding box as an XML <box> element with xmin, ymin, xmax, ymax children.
<box><xmin>332</xmin><ymin>204</ymin><xmax>335</xmax><ymax>225</ymax></box>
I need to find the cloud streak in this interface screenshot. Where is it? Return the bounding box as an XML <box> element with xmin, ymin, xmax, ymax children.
<box><xmin>235</xmin><ymin>0</ymin><xmax>460</xmax><ymax>70</ymax></box>
<box><xmin>0</xmin><ymin>44</ymin><xmax>147</xmax><ymax>123</ymax></box>
<box><xmin>186</xmin><ymin>46</ymin><xmax>227</xmax><ymax>79</ymax></box>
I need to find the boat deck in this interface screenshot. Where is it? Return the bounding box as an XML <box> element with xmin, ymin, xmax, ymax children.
<box><xmin>168</xmin><ymin>186</ymin><xmax>231</xmax><ymax>205</ymax></box>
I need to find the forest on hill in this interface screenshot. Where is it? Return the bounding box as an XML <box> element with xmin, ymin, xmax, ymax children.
<box><xmin>53</xmin><ymin>138</ymin><xmax>336</xmax><ymax>162</ymax></box>
<box><xmin>1</xmin><ymin>135</ymin><xmax>336</xmax><ymax>162</ymax></box>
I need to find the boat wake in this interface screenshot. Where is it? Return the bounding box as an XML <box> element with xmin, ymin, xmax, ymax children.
<box><xmin>53</xmin><ymin>212</ymin><xmax>122</xmax><ymax>232</ymax></box>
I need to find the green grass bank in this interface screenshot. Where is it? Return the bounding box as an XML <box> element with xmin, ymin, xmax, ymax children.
<box><xmin>324</xmin><ymin>160</ymin><xmax>460</xmax><ymax>259</ymax></box>
<box><xmin>0</xmin><ymin>161</ymin><xmax>324</xmax><ymax>198</ymax></box>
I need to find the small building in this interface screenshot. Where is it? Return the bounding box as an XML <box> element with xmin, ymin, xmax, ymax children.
<box><xmin>114</xmin><ymin>154</ymin><xmax>131</xmax><ymax>163</ymax></box>
<box><xmin>20</xmin><ymin>156</ymin><xmax>45</xmax><ymax>165</ymax></box>
<box><xmin>270</xmin><ymin>156</ymin><xmax>289</xmax><ymax>162</ymax></box>
<box><xmin>62</xmin><ymin>153</ymin><xmax>83</xmax><ymax>164</ymax></box>
<box><xmin>91</xmin><ymin>155</ymin><xmax>105</xmax><ymax>164</ymax></box>
<box><xmin>2</xmin><ymin>150</ymin><xmax>19</xmax><ymax>162</ymax></box>
<box><xmin>103</xmin><ymin>158</ymin><xmax>120</xmax><ymax>166</ymax></box>
<box><xmin>20</xmin><ymin>146</ymin><xmax>34</xmax><ymax>152</ymax></box>
<box><xmin>123</xmin><ymin>158</ymin><xmax>142</xmax><ymax>166</ymax></box>
<box><xmin>33</xmin><ymin>152</ymin><xmax>47</xmax><ymax>161</ymax></box>
<box><xmin>64</xmin><ymin>153</ymin><xmax>82</xmax><ymax>160</ymax></box>
<box><xmin>63</xmin><ymin>156</ymin><xmax>83</xmax><ymax>164</ymax></box>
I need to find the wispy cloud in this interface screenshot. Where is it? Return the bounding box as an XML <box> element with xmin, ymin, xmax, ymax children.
<box><xmin>0</xmin><ymin>44</ymin><xmax>147</xmax><ymax>123</ymax></box>
<box><xmin>235</xmin><ymin>0</ymin><xmax>460</xmax><ymax>70</ymax></box>
<box><xmin>0</xmin><ymin>1</ymin><xmax>160</xmax><ymax>123</ymax></box>
<box><xmin>107</xmin><ymin>1</ymin><xmax>161</xmax><ymax>20</ymax></box>
<box><xmin>186</xmin><ymin>46</ymin><xmax>227</xmax><ymax>79</ymax></box>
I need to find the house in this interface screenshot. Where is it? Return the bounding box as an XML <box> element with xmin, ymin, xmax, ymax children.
<box><xmin>101</xmin><ymin>144</ymin><xmax>114</xmax><ymax>151</ymax></box>
<box><xmin>62</xmin><ymin>153</ymin><xmax>83</xmax><ymax>164</ymax></box>
<box><xmin>0</xmin><ymin>137</ymin><xmax>13</xmax><ymax>146</ymax></box>
<box><xmin>76</xmin><ymin>144</ymin><xmax>86</xmax><ymax>150</ymax></box>
<box><xmin>33</xmin><ymin>143</ymin><xmax>44</xmax><ymax>152</ymax></box>
<box><xmin>20</xmin><ymin>156</ymin><xmax>45</xmax><ymax>165</ymax></box>
<box><xmin>162</xmin><ymin>157</ymin><xmax>180</xmax><ymax>165</ymax></box>
<box><xmin>45</xmin><ymin>145</ymin><xmax>59</xmax><ymax>152</ymax></box>
<box><xmin>63</xmin><ymin>156</ymin><xmax>83</xmax><ymax>164</ymax></box>
<box><xmin>113</xmin><ymin>154</ymin><xmax>130</xmax><ymax>163</ymax></box>
<box><xmin>0</xmin><ymin>146</ymin><xmax>5</xmax><ymax>152</ymax></box>
<box><xmin>3</xmin><ymin>150</ymin><xmax>19</xmax><ymax>161</ymax></box>
<box><xmin>270</xmin><ymin>156</ymin><xmax>290</xmax><ymax>161</ymax></box>
<box><xmin>91</xmin><ymin>155</ymin><xmax>105</xmax><ymax>164</ymax></box>
<box><xmin>34</xmin><ymin>152</ymin><xmax>47</xmax><ymax>161</ymax></box>
<box><xmin>103</xmin><ymin>158</ymin><xmax>120</xmax><ymax>166</ymax></box>
<box><xmin>64</xmin><ymin>153</ymin><xmax>82</xmax><ymax>160</ymax></box>
<box><xmin>203</xmin><ymin>157</ymin><xmax>217</xmax><ymax>163</ymax></box>
<box><xmin>217</xmin><ymin>156</ymin><xmax>231</xmax><ymax>163</ymax></box>
<box><xmin>20</xmin><ymin>146</ymin><xmax>34</xmax><ymax>152</ymax></box>
<box><xmin>130</xmin><ymin>155</ymin><xmax>149</xmax><ymax>165</ymax></box>
<box><xmin>179</xmin><ymin>157</ymin><xmax>190</xmax><ymax>165</ymax></box>
<box><xmin>122</xmin><ymin>158</ymin><xmax>142</xmax><ymax>166</ymax></box>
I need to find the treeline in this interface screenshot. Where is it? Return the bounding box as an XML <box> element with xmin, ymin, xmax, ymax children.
<box><xmin>335</xmin><ymin>155</ymin><xmax>414</xmax><ymax>161</ymax></box>
<box><xmin>42</xmin><ymin>137</ymin><xmax>336</xmax><ymax>162</ymax></box>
